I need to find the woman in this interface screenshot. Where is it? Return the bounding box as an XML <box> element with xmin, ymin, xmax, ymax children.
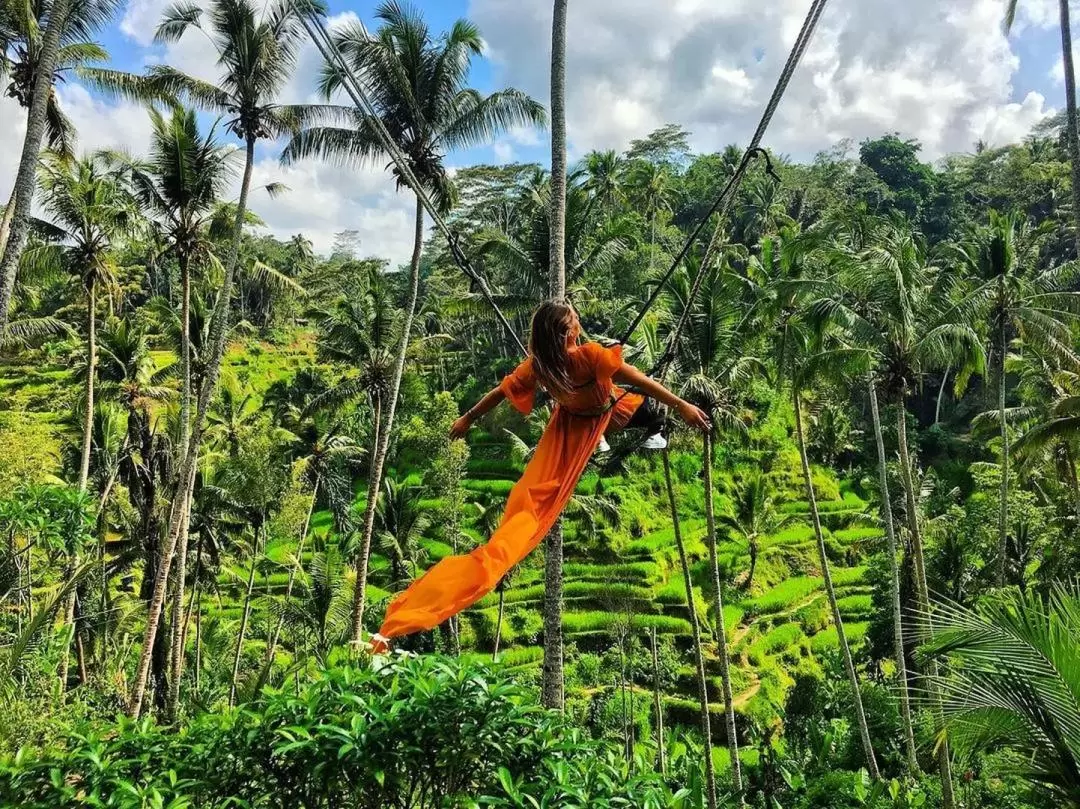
<box><xmin>373</xmin><ymin>301</ymin><xmax>709</xmax><ymax>650</ymax></box>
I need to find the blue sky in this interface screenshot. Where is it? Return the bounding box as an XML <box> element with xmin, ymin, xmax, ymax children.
<box><xmin>1</xmin><ymin>0</ymin><xmax>1071</xmax><ymax>261</ymax></box>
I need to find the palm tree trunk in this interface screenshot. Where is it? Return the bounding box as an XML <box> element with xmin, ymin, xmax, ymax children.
<box><xmin>1060</xmin><ymin>0</ymin><xmax>1080</xmax><ymax>259</ymax></box>
<box><xmin>178</xmin><ymin>252</ymin><xmax>192</xmax><ymax>463</ymax></box>
<box><xmin>867</xmin><ymin>377</ymin><xmax>918</xmax><ymax>773</ymax></box>
<box><xmin>166</xmin><ymin>507</ymin><xmax>191</xmax><ymax>720</ymax></box>
<box><xmin>79</xmin><ymin>281</ymin><xmax>97</xmax><ymax>491</ymax></box>
<box><xmin>350</xmin><ymin>193</ymin><xmax>424</xmax><ymax>643</ymax></box>
<box><xmin>128</xmin><ymin>135</ymin><xmax>256</xmax><ymax>718</ymax></box>
<box><xmin>0</xmin><ymin>186</ymin><xmax>17</xmax><ymax>265</ymax></box>
<box><xmin>650</xmin><ymin>627</ymin><xmax>667</xmax><ymax>776</ymax></box>
<box><xmin>0</xmin><ymin>0</ymin><xmax>73</xmax><ymax>335</ymax></box>
<box><xmin>493</xmin><ymin>581</ymin><xmax>505</xmax><ymax>661</ymax></box>
<box><xmin>895</xmin><ymin>397</ymin><xmax>957</xmax><ymax>809</ymax></box>
<box><xmin>662</xmin><ymin>448</ymin><xmax>717</xmax><ymax>809</ymax></box>
<box><xmin>542</xmin><ymin>0</ymin><xmax>569</xmax><ymax>710</ymax></box>
<box><xmin>794</xmin><ymin>386</ymin><xmax>880</xmax><ymax>780</ymax></box>
<box><xmin>702</xmin><ymin>432</ymin><xmax>743</xmax><ymax>796</ymax></box>
<box><xmin>997</xmin><ymin>322</ymin><xmax>1009</xmax><ymax>587</ymax></box>
<box><xmin>934</xmin><ymin>368</ymin><xmax>949</xmax><ymax>426</ymax></box>
<box><xmin>229</xmin><ymin>525</ymin><xmax>261</xmax><ymax>707</ymax></box>
<box><xmin>268</xmin><ymin>474</ymin><xmax>319</xmax><ymax>662</ymax></box>
<box><xmin>1065</xmin><ymin>443</ymin><xmax>1080</xmax><ymax>526</ymax></box>
<box><xmin>549</xmin><ymin>0</ymin><xmax>568</xmax><ymax>302</ymax></box>
<box><xmin>541</xmin><ymin>521</ymin><xmax>565</xmax><ymax>709</ymax></box>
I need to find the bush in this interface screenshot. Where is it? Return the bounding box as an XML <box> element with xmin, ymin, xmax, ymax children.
<box><xmin>0</xmin><ymin>656</ymin><xmax>686</xmax><ymax>809</ymax></box>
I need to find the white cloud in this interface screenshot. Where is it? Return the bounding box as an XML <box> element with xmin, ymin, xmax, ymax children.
<box><xmin>492</xmin><ymin>141</ymin><xmax>515</xmax><ymax>162</ymax></box>
<box><xmin>470</xmin><ymin>0</ymin><xmax>1053</xmax><ymax>159</ymax></box>
<box><xmin>244</xmin><ymin>154</ymin><xmax>416</xmax><ymax>265</ymax></box>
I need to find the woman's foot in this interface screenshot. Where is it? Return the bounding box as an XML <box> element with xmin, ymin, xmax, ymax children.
<box><xmin>597</xmin><ymin>435</ymin><xmax>611</xmax><ymax>453</ymax></box>
<box><xmin>370</xmin><ymin>633</ymin><xmax>390</xmax><ymax>654</ymax></box>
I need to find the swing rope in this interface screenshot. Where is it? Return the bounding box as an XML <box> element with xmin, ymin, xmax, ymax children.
<box><xmin>299</xmin><ymin>13</ymin><xmax>528</xmax><ymax>356</ymax></box>
<box><xmin>299</xmin><ymin>0</ymin><xmax>830</xmax><ymax>377</ymax></box>
<box><xmin>629</xmin><ymin>0</ymin><xmax>831</xmax><ymax>381</ymax></box>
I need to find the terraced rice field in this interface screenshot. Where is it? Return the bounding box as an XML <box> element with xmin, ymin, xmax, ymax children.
<box><xmin>201</xmin><ymin>425</ymin><xmax>881</xmax><ymax>739</ymax></box>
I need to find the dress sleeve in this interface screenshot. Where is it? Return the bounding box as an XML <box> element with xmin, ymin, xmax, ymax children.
<box><xmin>499</xmin><ymin>357</ymin><xmax>536</xmax><ymax>414</ymax></box>
<box><xmin>588</xmin><ymin>341</ymin><xmax>624</xmax><ymax>382</ymax></box>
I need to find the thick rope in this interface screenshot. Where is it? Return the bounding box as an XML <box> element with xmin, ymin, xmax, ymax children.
<box><xmin>633</xmin><ymin>0</ymin><xmax>831</xmax><ymax>382</ymax></box>
<box><xmin>299</xmin><ymin>13</ymin><xmax>528</xmax><ymax>356</ymax></box>
<box><xmin>300</xmin><ymin>0</ymin><xmax>830</xmax><ymax>376</ymax></box>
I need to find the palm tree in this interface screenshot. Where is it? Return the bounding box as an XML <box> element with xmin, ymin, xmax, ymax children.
<box><xmin>720</xmin><ymin>471</ymin><xmax>789</xmax><ymax>592</ymax></box>
<box><xmin>216</xmin><ymin>427</ymin><xmax>289</xmax><ymax>705</ymax></box>
<box><xmin>667</xmin><ymin>249</ymin><xmax>758</xmax><ymax>799</ymax></box>
<box><xmin>1006</xmin><ymin>0</ymin><xmax>1080</xmax><ymax>259</ymax></box>
<box><xmin>276</xmin><ymin>541</ymin><xmax>350</xmax><ymax>667</ymax></box>
<box><xmin>265</xmin><ymin>421</ymin><xmax>361</xmax><ymax>663</ymax></box>
<box><xmin>811</xmin><ymin>218</ymin><xmax>986</xmax><ymax>797</ymax></box>
<box><xmin>756</xmin><ymin>225</ymin><xmax>881</xmax><ymax>780</ymax></box>
<box><xmin>0</xmin><ymin>0</ymin><xmax>116</xmax><ymax>254</ymax></box>
<box><xmin>542</xmin><ymin>0</ymin><xmax>568</xmax><ymax>712</ymax></box>
<box><xmin>283</xmin><ymin>0</ymin><xmax>545</xmax><ymax>647</ymax></box>
<box><xmin>108</xmin><ymin>0</ymin><xmax>309</xmax><ymax>717</ymax></box>
<box><xmin>373</xmin><ymin>477</ymin><xmax>430</xmax><ymax>588</ymax></box>
<box><xmin>27</xmin><ymin>152</ymin><xmax>134</xmax><ymax>492</ymax></box>
<box><xmin>958</xmin><ymin>211</ymin><xmax>1080</xmax><ymax>585</ymax></box>
<box><xmin>0</xmin><ymin>0</ymin><xmax>76</xmax><ymax>332</ymax></box>
<box><xmin>107</xmin><ymin>108</ymin><xmax>236</xmax><ymax>713</ymax></box>
<box><xmin>919</xmin><ymin>584</ymin><xmax>1080</xmax><ymax>807</ymax></box>
<box><xmin>661</xmin><ymin>448</ymin><xmax>718</xmax><ymax>809</ymax></box>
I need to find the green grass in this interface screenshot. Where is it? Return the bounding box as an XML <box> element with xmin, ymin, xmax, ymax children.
<box><xmin>743</xmin><ymin>577</ymin><xmax>821</xmax><ymax>616</ymax></box>
<box><xmin>624</xmin><ymin>520</ymin><xmax>706</xmax><ymax>557</ymax></box>
<box><xmin>760</xmin><ymin>525</ymin><xmax>817</xmax><ymax>549</ymax></box>
<box><xmin>564</xmin><ymin>561</ymin><xmax>662</xmax><ymax>585</ymax></box>
<box><xmin>747</xmin><ymin>622</ymin><xmax>806</xmax><ymax>665</ymax></box>
<box><xmin>809</xmin><ymin>621</ymin><xmax>870</xmax><ymax>654</ymax></box>
<box><xmin>462</xmin><ymin>479</ymin><xmax>515</xmax><ymax>496</ymax></box>
<box><xmin>476</xmin><ymin>581</ymin><xmax>653</xmax><ymax>609</ymax></box>
<box><xmin>836</xmin><ymin>594</ymin><xmax>873</xmax><ymax>619</ymax></box>
<box><xmin>779</xmin><ymin>491</ymin><xmax>867</xmax><ymax>514</ymax></box>
<box><xmin>562</xmin><ymin>611</ymin><xmax>692</xmax><ymax>636</ymax></box>
<box><xmin>832</xmin><ymin>527</ymin><xmax>882</xmax><ymax>545</ymax></box>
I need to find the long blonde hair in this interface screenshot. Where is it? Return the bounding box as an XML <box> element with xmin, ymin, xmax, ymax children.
<box><xmin>529</xmin><ymin>301</ymin><xmax>577</xmax><ymax>395</ymax></box>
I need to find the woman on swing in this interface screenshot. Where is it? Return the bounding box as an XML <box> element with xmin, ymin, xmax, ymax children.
<box><xmin>373</xmin><ymin>300</ymin><xmax>710</xmax><ymax>651</ymax></box>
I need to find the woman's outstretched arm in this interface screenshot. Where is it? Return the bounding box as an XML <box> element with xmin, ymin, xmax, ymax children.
<box><xmin>450</xmin><ymin>386</ymin><xmax>507</xmax><ymax>439</ymax></box>
<box><xmin>613</xmin><ymin>363</ymin><xmax>711</xmax><ymax>431</ymax></box>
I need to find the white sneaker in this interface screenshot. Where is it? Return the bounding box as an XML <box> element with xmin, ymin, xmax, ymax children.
<box><xmin>597</xmin><ymin>435</ymin><xmax>611</xmax><ymax>453</ymax></box>
<box><xmin>641</xmin><ymin>433</ymin><xmax>667</xmax><ymax>450</ymax></box>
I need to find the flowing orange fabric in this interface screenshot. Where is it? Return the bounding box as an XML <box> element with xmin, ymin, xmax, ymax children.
<box><xmin>376</xmin><ymin>342</ymin><xmax>643</xmax><ymax>646</ymax></box>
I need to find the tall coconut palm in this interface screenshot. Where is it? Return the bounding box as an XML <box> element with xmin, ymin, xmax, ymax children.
<box><xmin>661</xmin><ymin>449</ymin><xmax>718</xmax><ymax>809</ymax></box>
<box><xmin>265</xmin><ymin>420</ymin><xmax>361</xmax><ymax>663</ymax></box>
<box><xmin>26</xmin><ymin>152</ymin><xmax>134</xmax><ymax>492</ymax></box>
<box><xmin>1006</xmin><ymin>1</ymin><xmax>1080</xmax><ymax>259</ymax></box>
<box><xmin>21</xmin><ymin>150</ymin><xmax>133</xmax><ymax>686</ymax></box>
<box><xmin>667</xmin><ymin>250</ymin><xmax>757</xmax><ymax>798</ymax></box>
<box><xmin>755</xmin><ymin>225</ymin><xmax>881</xmax><ymax>781</ymax></box>
<box><xmin>919</xmin><ymin>583</ymin><xmax>1080</xmax><ymax>807</ymax></box>
<box><xmin>118</xmin><ymin>0</ymin><xmax>311</xmax><ymax>718</ymax></box>
<box><xmin>283</xmin><ymin>0</ymin><xmax>545</xmax><ymax>647</ymax></box>
<box><xmin>957</xmin><ymin>211</ymin><xmax>1080</xmax><ymax>585</ymax></box>
<box><xmin>824</xmin><ymin>221</ymin><xmax>983</xmax><ymax>805</ymax></box>
<box><xmin>540</xmin><ymin>0</ymin><xmax>569</xmax><ymax>711</ymax></box>
<box><xmin>0</xmin><ymin>0</ymin><xmax>76</xmax><ymax>330</ymax></box>
<box><xmin>107</xmin><ymin>108</ymin><xmax>236</xmax><ymax>715</ymax></box>
<box><xmin>0</xmin><ymin>0</ymin><xmax>114</xmax><ymax>257</ymax></box>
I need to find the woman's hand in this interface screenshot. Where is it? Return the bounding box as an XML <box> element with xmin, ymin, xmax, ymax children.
<box><xmin>677</xmin><ymin>401</ymin><xmax>711</xmax><ymax>432</ymax></box>
<box><xmin>450</xmin><ymin>414</ymin><xmax>473</xmax><ymax>440</ymax></box>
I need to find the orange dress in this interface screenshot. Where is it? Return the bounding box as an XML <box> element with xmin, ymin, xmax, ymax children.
<box><xmin>376</xmin><ymin>342</ymin><xmax>643</xmax><ymax>646</ymax></box>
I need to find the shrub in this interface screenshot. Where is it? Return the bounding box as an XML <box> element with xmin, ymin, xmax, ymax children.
<box><xmin>0</xmin><ymin>657</ymin><xmax>685</xmax><ymax>809</ymax></box>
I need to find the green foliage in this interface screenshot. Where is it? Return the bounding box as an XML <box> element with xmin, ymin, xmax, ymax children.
<box><xmin>0</xmin><ymin>656</ymin><xmax>689</xmax><ymax>808</ymax></box>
